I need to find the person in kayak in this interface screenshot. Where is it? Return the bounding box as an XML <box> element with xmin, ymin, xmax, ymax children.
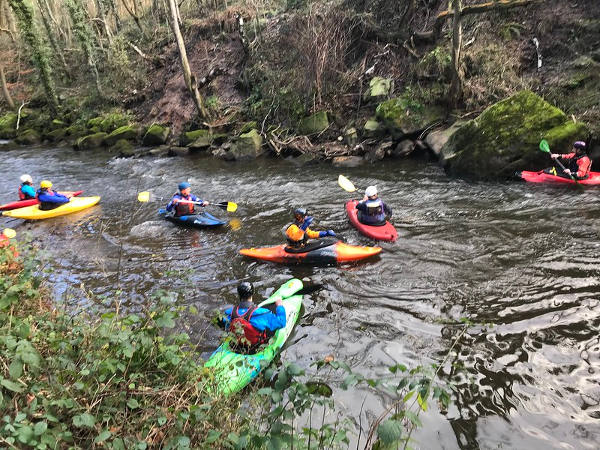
<box><xmin>18</xmin><ymin>174</ymin><xmax>36</xmax><ymax>200</ymax></box>
<box><xmin>284</xmin><ymin>208</ymin><xmax>335</xmax><ymax>249</ymax></box>
<box><xmin>166</xmin><ymin>182</ymin><xmax>208</xmax><ymax>217</ymax></box>
<box><xmin>355</xmin><ymin>185</ymin><xmax>392</xmax><ymax>226</ymax></box>
<box><xmin>36</xmin><ymin>180</ymin><xmax>70</xmax><ymax>210</ymax></box>
<box><xmin>548</xmin><ymin>141</ymin><xmax>592</xmax><ymax>180</ymax></box>
<box><xmin>222</xmin><ymin>281</ymin><xmax>287</xmax><ymax>352</ymax></box>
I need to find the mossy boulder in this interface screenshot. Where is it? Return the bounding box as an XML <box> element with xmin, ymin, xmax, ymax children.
<box><xmin>99</xmin><ymin>113</ymin><xmax>130</xmax><ymax>133</ymax></box>
<box><xmin>364</xmin><ymin>77</ymin><xmax>394</xmax><ymax>99</ymax></box>
<box><xmin>75</xmin><ymin>132</ymin><xmax>108</xmax><ymax>151</ymax></box>
<box><xmin>50</xmin><ymin>119</ymin><xmax>67</xmax><ymax>130</ymax></box>
<box><xmin>363</xmin><ymin>118</ymin><xmax>384</xmax><ymax>139</ymax></box>
<box><xmin>143</xmin><ymin>124</ymin><xmax>170</xmax><ymax>146</ymax></box>
<box><xmin>109</xmin><ymin>139</ymin><xmax>135</xmax><ymax>157</ymax></box>
<box><xmin>64</xmin><ymin>124</ymin><xmax>88</xmax><ymax>139</ymax></box>
<box><xmin>14</xmin><ymin>129</ymin><xmax>41</xmax><ymax>145</ymax></box>
<box><xmin>87</xmin><ymin>117</ymin><xmax>103</xmax><ymax>128</ymax></box>
<box><xmin>45</xmin><ymin>128</ymin><xmax>67</xmax><ymax>142</ymax></box>
<box><xmin>0</xmin><ymin>112</ymin><xmax>18</xmax><ymax>139</ymax></box>
<box><xmin>376</xmin><ymin>97</ymin><xmax>445</xmax><ymax>139</ymax></box>
<box><xmin>104</xmin><ymin>125</ymin><xmax>139</xmax><ymax>146</ymax></box>
<box><xmin>441</xmin><ymin>90</ymin><xmax>589</xmax><ymax>179</ymax></box>
<box><xmin>231</xmin><ymin>129</ymin><xmax>263</xmax><ymax>159</ymax></box>
<box><xmin>298</xmin><ymin>111</ymin><xmax>329</xmax><ymax>135</ymax></box>
<box><xmin>180</xmin><ymin>129</ymin><xmax>208</xmax><ymax>146</ymax></box>
<box><xmin>240</xmin><ymin>121</ymin><xmax>258</xmax><ymax>134</ymax></box>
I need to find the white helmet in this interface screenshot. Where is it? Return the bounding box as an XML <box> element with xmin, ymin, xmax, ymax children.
<box><xmin>365</xmin><ymin>185</ymin><xmax>378</xmax><ymax>197</ymax></box>
<box><xmin>20</xmin><ymin>174</ymin><xmax>33</xmax><ymax>184</ymax></box>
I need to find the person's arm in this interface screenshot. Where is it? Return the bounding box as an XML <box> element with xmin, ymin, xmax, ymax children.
<box><xmin>191</xmin><ymin>194</ymin><xmax>208</xmax><ymax>207</ymax></box>
<box><xmin>552</xmin><ymin>152</ymin><xmax>575</xmax><ymax>160</ymax></box>
<box><xmin>166</xmin><ymin>195</ymin><xmax>179</xmax><ymax>212</ymax></box>
<box><xmin>307</xmin><ymin>228</ymin><xmax>336</xmax><ymax>238</ymax></box>
<box><xmin>38</xmin><ymin>192</ymin><xmax>69</xmax><ymax>204</ymax></box>
<box><xmin>355</xmin><ymin>201</ymin><xmax>366</xmax><ymax>212</ymax></box>
<box><xmin>263</xmin><ymin>300</ymin><xmax>287</xmax><ymax>331</ymax></box>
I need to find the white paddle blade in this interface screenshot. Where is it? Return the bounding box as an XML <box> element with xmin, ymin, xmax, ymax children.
<box><xmin>137</xmin><ymin>191</ymin><xmax>151</xmax><ymax>202</ymax></box>
<box><xmin>3</xmin><ymin>228</ymin><xmax>16</xmax><ymax>239</ymax></box>
<box><xmin>338</xmin><ymin>175</ymin><xmax>356</xmax><ymax>193</ymax></box>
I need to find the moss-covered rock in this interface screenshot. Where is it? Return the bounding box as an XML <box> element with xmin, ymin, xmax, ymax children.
<box><xmin>344</xmin><ymin>127</ymin><xmax>358</xmax><ymax>147</ymax></box>
<box><xmin>240</xmin><ymin>121</ymin><xmax>258</xmax><ymax>134</ymax></box>
<box><xmin>14</xmin><ymin>129</ymin><xmax>41</xmax><ymax>145</ymax></box>
<box><xmin>100</xmin><ymin>113</ymin><xmax>130</xmax><ymax>133</ymax></box>
<box><xmin>143</xmin><ymin>124</ymin><xmax>170</xmax><ymax>146</ymax></box>
<box><xmin>109</xmin><ymin>139</ymin><xmax>135</xmax><ymax>157</ymax></box>
<box><xmin>87</xmin><ymin>117</ymin><xmax>103</xmax><ymax>128</ymax></box>
<box><xmin>50</xmin><ymin>119</ymin><xmax>67</xmax><ymax>130</ymax></box>
<box><xmin>75</xmin><ymin>132</ymin><xmax>108</xmax><ymax>151</ymax></box>
<box><xmin>298</xmin><ymin>111</ymin><xmax>329</xmax><ymax>135</ymax></box>
<box><xmin>45</xmin><ymin>128</ymin><xmax>67</xmax><ymax>142</ymax></box>
<box><xmin>441</xmin><ymin>90</ymin><xmax>589</xmax><ymax>179</ymax></box>
<box><xmin>0</xmin><ymin>112</ymin><xmax>18</xmax><ymax>139</ymax></box>
<box><xmin>180</xmin><ymin>129</ymin><xmax>207</xmax><ymax>146</ymax></box>
<box><xmin>104</xmin><ymin>125</ymin><xmax>140</xmax><ymax>146</ymax></box>
<box><xmin>376</xmin><ymin>96</ymin><xmax>445</xmax><ymax>138</ymax></box>
<box><xmin>64</xmin><ymin>124</ymin><xmax>88</xmax><ymax>139</ymax></box>
<box><xmin>363</xmin><ymin>118</ymin><xmax>384</xmax><ymax>139</ymax></box>
<box><xmin>231</xmin><ymin>129</ymin><xmax>264</xmax><ymax>159</ymax></box>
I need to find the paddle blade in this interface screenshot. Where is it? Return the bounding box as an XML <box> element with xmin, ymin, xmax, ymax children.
<box><xmin>138</xmin><ymin>191</ymin><xmax>150</xmax><ymax>202</ymax></box>
<box><xmin>338</xmin><ymin>174</ymin><xmax>356</xmax><ymax>192</ymax></box>
<box><xmin>539</xmin><ymin>139</ymin><xmax>550</xmax><ymax>153</ymax></box>
<box><xmin>229</xmin><ymin>218</ymin><xmax>242</xmax><ymax>231</ymax></box>
<box><xmin>226</xmin><ymin>202</ymin><xmax>238</xmax><ymax>213</ymax></box>
<box><xmin>3</xmin><ymin>228</ymin><xmax>16</xmax><ymax>239</ymax></box>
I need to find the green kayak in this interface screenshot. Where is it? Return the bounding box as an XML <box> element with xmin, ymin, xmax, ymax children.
<box><xmin>204</xmin><ymin>278</ymin><xmax>303</xmax><ymax>396</ymax></box>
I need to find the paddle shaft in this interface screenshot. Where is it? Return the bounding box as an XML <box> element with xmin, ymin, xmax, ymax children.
<box><xmin>257</xmin><ymin>284</ymin><xmax>323</xmax><ymax>308</ymax></box>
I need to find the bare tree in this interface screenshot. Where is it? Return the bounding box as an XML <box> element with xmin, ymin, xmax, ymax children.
<box><xmin>167</xmin><ymin>0</ymin><xmax>209</xmax><ymax>118</ymax></box>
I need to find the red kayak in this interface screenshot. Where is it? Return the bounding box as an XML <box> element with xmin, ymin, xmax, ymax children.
<box><xmin>518</xmin><ymin>171</ymin><xmax>600</xmax><ymax>186</ymax></box>
<box><xmin>345</xmin><ymin>200</ymin><xmax>397</xmax><ymax>242</ymax></box>
<box><xmin>240</xmin><ymin>238</ymin><xmax>381</xmax><ymax>264</ymax></box>
<box><xmin>0</xmin><ymin>191</ymin><xmax>83</xmax><ymax>211</ymax></box>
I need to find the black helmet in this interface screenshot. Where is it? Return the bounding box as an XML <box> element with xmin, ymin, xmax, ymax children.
<box><xmin>237</xmin><ymin>281</ymin><xmax>254</xmax><ymax>299</ymax></box>
<box><xmin>293</xmin><ymin>207</ymin><xmax>307</xmax><ymax>219</ymax></box>
<box><xmin>574</xmin><ymin>141</ymin><xmax>587</xmax><ymax>152</ymax></box>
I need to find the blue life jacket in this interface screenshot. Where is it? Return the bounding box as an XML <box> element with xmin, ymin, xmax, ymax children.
<box><xmin>359</xmin><ymin>199</ymin><xmax>385</xmax><ymax>224</ymax></box>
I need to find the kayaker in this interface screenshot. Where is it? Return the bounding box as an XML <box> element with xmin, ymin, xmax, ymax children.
<box><xmin>222</xmin><ymin>281</ymin><xmax>287</xmax><ymax>351</ymax></box>
<box><xmin>284</xmin><ymin>208</ymin><xmax>335</xmax><ymax>249</ymax></box>
<box><xmin>18</xmin><ymin>174</ymin><xmax>36</xmax><ymax>200</ymax></box>
<box><xmin>165</xmin><ymin>182</ymin><xmax>208</xmax><ymax>217</ymax></box>
<box><xmin>36</xmin><ymin>181</ymin><xmax>70</xmax><ymax>210</ymax></box>
<box><xmin>548</xmin><ymin>141</ymin><xmax>592</xmax><ymax>180</ymax></box>
<box><xmin>355</xmin><ymin>186</ymin><xmax>392</xmax><ymax>226</ymax></box>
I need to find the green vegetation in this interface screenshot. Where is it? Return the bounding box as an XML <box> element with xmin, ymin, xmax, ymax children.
<box><xmin>0</xmin><ymin>243</ymin><xmax>459</xmax><ymax>449</ymax></box>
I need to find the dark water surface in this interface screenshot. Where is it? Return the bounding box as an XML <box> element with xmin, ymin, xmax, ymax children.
<box><xmin>1</xmin><ymin>146</ymin><xmax>599</xmax><ymax>449</ymax></box>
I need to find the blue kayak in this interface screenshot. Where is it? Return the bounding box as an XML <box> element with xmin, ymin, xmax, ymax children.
<box><xmin>158</xmin><ymin>208</ymin><xmax>226</xmax><ymax>228</ymax></box>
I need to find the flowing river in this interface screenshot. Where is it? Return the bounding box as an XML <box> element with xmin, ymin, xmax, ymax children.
<box><xmin>1</xmin><ymin>145</ymin><xmax>599</xmax><ymax>449</ymax></box>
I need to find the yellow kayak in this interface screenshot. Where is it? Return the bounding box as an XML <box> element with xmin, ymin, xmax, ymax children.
<box><xmin>2</xmin><ymin>196</ymin><xmax>101</xmax><ymax>220</ymax></box>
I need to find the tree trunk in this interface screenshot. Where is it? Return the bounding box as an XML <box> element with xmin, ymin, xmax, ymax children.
<box><xmin>94</xmin><ymin>0</ymin><xmax>112</xmax><ymax>46</ymax></box>
<box><xmin>449</xmin><ymin>0</ymin><xmax>463</xmax><ymax>107</ymax></box>
<box><xmin>121</xmin><ymin>0</ymin><xmax>143</xmax><ymax>33</ymax></box>
<box><xmin>7</xmin><ymin>0</ymin><xmax>59</xmax><ymax>113</ymax></box>
<box><xmin>167</xmin><ymin>0</ymin><xmax>209</xmax><ymax>118</ymax></box>
<box><xmin>35</xmin><ymin>0</ymin><xmax>69</xmax><ymax>74</ymax></box>
<box><xmin>0</xmin><ymin>64</ymin><xmax>15</xmax><ymax>109</ymax></box>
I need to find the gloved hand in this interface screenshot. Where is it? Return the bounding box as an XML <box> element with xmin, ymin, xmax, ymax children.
<box><xmin>326</xmin><ymin>230</ymin><xmax>336</xmax><ymax>237</ymax></box>
<box><xmin>564</xmin><ymin>169</ymin><xmax>572</xmax><ymax>175</ymax></box>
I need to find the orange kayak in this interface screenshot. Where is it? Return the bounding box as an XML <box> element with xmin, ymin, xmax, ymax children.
<box><xmin>240</xmin><ymin>238</ymin><xmax>381</xmax><ymax>264</ymax></box>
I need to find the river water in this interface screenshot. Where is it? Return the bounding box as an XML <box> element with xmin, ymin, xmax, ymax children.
<box><xmin>1</xmin><ymin>145</ymin><xmax>599</xmax><ymax>449</ymax></box>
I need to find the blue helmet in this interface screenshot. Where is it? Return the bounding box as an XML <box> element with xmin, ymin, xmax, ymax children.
<box><xmin>178</xmin><ymin>181</ymin><xmax>190</xmax><ymax>191</ymax></box>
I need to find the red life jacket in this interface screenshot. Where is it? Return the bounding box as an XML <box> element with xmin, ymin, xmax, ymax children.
<box><xmin>174</xmin><ymin>194</ymin><xmax>195</xmax><ymax>216</ymax></box>
<box><xmin>229</xmin><ymin>302</ymin><xmax>268</xmax><ymax>347</ymax></box>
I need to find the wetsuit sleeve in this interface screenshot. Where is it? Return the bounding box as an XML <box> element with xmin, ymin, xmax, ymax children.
<box><xmin>560</xmin><ymin>152</ymin><xmax>576</xmax><ymax>160</ymax></box>
<box><xmin>305</xmin><ymin>228</ymin><xmax>321</xmax><ymax>239</ymax></box>
<box><xmin>221</xmin><ymin>307</ymin><xmax>233</xmax><ymax>329</ymax></box>
<box><xmin>38</xmin><ymin>192</ymin><xmax>69</xmax><ymax>204</ymax></box>
<box><xmin>22</xmin><ymin>185</ymin><xmax>36</xmax><ymax>198</ymax></box>
<box><xmin>166</xmin><ymin>194</ymin><xmax>178</xmax><ymax>212</ymax></box>
<box><xmin>264</xmin><ymin>305</ymin><xmax>287</xmax><ymax>331</ymax></box>
<box><xmin>383</xmin><ymin>202</ymin><xmax>392</xmax><ymax>217</ymax></box>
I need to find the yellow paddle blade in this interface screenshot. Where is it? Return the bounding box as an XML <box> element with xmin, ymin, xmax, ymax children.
<box><xmin>3</xmin><ymin>228</ymin><xmax>16</xmax><ymax>239</ymax></box>
<box><xmin>137</xmin><ymin>191</ymin><xmax>150</xmax><ymax>202</ymax></box>
<box><xmin>229</xmin><ymin>218</ymin><xmax>242</xmax><ymax>231</ymax></box>
<box><xmin>226</xmin><ymin>202</ymin><xmax>238</xmax><ymax>213</ymax></box>
<box><xmin>338</xmin><ymin>174</ymin><xmax>356</xmax><ymax>192</ymax></box>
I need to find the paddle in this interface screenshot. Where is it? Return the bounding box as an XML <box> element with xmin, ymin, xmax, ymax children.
<box><xmin>257</xmin><ymin>283</ymin><xmax>323</xmax><ymax>308</ymax></box>
<box><xmin>137</xmin><ymin>191</ymin><xmax>238</xmax><ymax>212</ymax></box>
<box><xmin>539</xmin><ymin>139</ymin><xmax>583</xmax><ymax>190</ymax></box>
<box><xmin>338</xmin><ymin>174</ymin><xmax>358</xmax><ymax>193</ymax></box>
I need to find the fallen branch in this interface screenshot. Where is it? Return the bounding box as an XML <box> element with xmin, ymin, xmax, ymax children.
<box><xmin>16</xmin><ymin>100</ymin><xmax>29</xmax><ymax>130</ymax></box>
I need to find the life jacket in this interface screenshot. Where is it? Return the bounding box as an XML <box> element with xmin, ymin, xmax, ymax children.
<box><xmin>284</xmin><ymin>217</ymin><xmax>313</xmax><ymax>247</ymax></box>
<box><xmin>229</xmin><ymin>302</ymin><xmax>269</xmax><ymax>347</ymax></box>
<box><xmin>173</xmin><ymin>193</ymin><xmax>195</xmax><ymax>216</ymax></box>
<box><xmin>18</xmin><ymin>184</ymin><xmax>35</xmax><ymax>200</ymax></box>
<box><xmin>567</xmin><ymin>154</ymin><xmax>592</xmax><ymax>179</ymax></box>
<box><xmin>361</xmin><ymin>198</ymin><xmax>386</xmax><ymax>224</ymax></box>
<box><xmin>36</xmin><ymin>188</ymin><xmax>61</xmax><ymax>210</ymax></box>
